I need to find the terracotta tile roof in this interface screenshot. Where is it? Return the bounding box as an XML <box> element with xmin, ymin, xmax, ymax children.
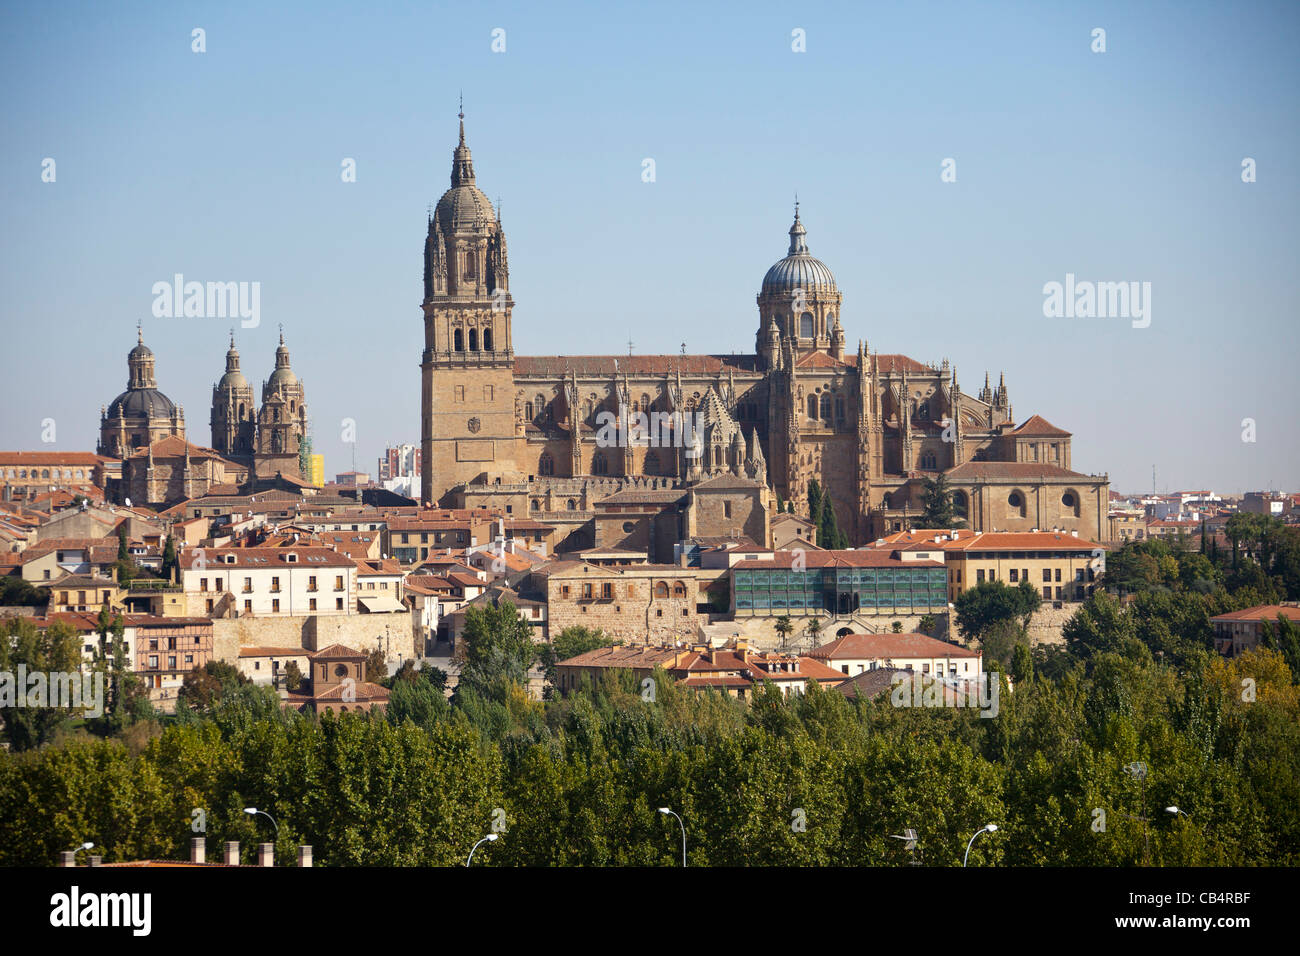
<box><xmin>1209</xmin><ymin>605</ymin><xmax>1300</xmax><ymax>624</ymax></box>
<box><xmin>178</xmin><ymin>546</ymin><xmax>355</xmax><ymax>569</ymax></box>
<box><xmin>0</xmin><ymin>452</ymin><xmax>112</xmax><ymax>465</ymax></box>
<box><xmin>809</xmin><ymin>632</ymin><xmax>981</xmax><ymax>660</ymax></box>
<box><xmin>1012</xmin><ymin>414</ymin><xmax>1071</xmax><ymax>437</ymax></box>
<box><xmin>889</xmin><ymin>531</ymin><xmax>1100</xmax><ymax>553</ymax></box>
<box><xmin>557</xmin><ymin>645</ymin><xmax>677</xmax><ymax>668</ymax></box>
<box><xmin>944</xmin><ymin>461</ymin><xmax>1101</xmax><ymax>481</ymax></box>
<box><xmin>835</xmin><ymin>667</ymin><xmax>910</xmax><ymax>700</ymax></box>
<box><xmin>313</xmin><ymin>681</ymin><xmax>390</xmax><ymax>702</ymax></box>
<box><xmin>512</xmin><ymin>354</ymin><xmax>759</xmax><ymax>376</ymax></box>
<box><xmin>733</xmin><ymin>550</ymin><xmax>941</xmax><ymax>569</ymax></box>
<box><xmin>310</xmin><ymin>643</ymin><xmax>366</xmax><ymax>660</ymax></box>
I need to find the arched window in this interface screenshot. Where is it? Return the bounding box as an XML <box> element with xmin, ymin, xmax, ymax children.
<box><xmin>524</xmin><ymin>402</ymin><xmax>534</xmax><ymax>421</ymax></box>
<box><xmin>566</xmin><ymin>499</ymin><xmax>577</xmax><ymax>511</ymax></box>
<box><xmin>920</xmin><ymin>452</ymin><xmax>936</xmax><ymax>470</ymax></box>
<box><xmin>592</xmin><ymin>452</ymin><xmax>608</xmax><ymax>475</ymax></box>
<box><xmin>238</xmin><ymin>403</ymin><xmax>245</xmax><ymax>418</ymax></box>
<box><xmin>531</xmin><ymin>499</ymin><xmax>541</xmax><ymax>511</ymax></box>
<box><xmin>538</xmin><ymin>453</ymin><xmax>554</xmax><ymax>476</ymax></box>
<box><xmin>640</xmin><ymin>393</ymin><xmax>652</xmax><ymax>412</ymax></box>
<box><xmin>820</xmin><ymin>394</ymin><xmax>832</xmax><ymax>421</ymax></box>
<box><xmin>672</xmin><ymin>581</ymin><xmax>686</xmax><ymax>598</ymax></box>
<box><xmin>483</xmin><ymin>328</ymin><xmax>493</xmax><ymax>351</ymax></box>
<box><xmin>654</xmin><ymin>582</ymin><xmax>669</xmax><ymax>599</ymax></box>
<box><xmin>800</xmin><ymin>312</ymin><xmax>815</xmax><ymax>338</ymax></box>
<box><xmin>808</xmin><ymin>395</ymin><xmax>818</xmax><ymax>419</ymax></box>
<box><xmin>953</xmin><ymin>490</ymin><xmax>968</xmax><ymax>518</ymax></box>
<box><xmin>835</xmin><ymin>397</ymin><xmax>845</xmax><ymax>421</ymax></box>
<box><xmin>453</xmin><ymin>328</ymin><xmax>463</xmax><ymax>351</ymax></box>
<box><xmin>468</xmin><ymin>328</ymin><xmax>479</xmax><ymax>351</ymax></box>
<box><xmin>534</xmin><ymin>395</ymin><xmax>545</xmax><ymax>419</ymax></box>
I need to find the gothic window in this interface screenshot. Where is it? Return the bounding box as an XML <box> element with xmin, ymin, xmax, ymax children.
<box><xmin>238</xmin><ymin>403</ymin><xmax>245</xmax><ymax>417</ymax></box>
<box><xmin>953</xmin><ymin>491</ymin><xmax>968</xmax><ymax>518</ymax></box>
<box><xmin>524</xmin><ymin>402</ymin><xmax>534</xmax><ymax>421</ymax></box>
<box><xmin>453</xmin><ymin>328</ymin><xmax>463</xmax><ymax>351</ymax></box>
<box><xmin>820</xmin><ymin>393</ymin><xmax>832</xmax><ymax>421</ymax></box>
<box><xmin>713</xmin><ymin>447</ymin><xmax>722</xmax><ymax>468</ymax></box>
<box><xmin>469</xmin><ymin>328</ymin><xmax>479</xmax><ymax>351</ymax></box>
<box><xmin>592</xmin><ymin>452</ymin><xmax>608</xmax><ymax>475</ymax></box>
<box><xmin>566</xmin><ymin>499</ymin><xmax>577</xmax><ymax>511</ymax></box>
<box><xmin>483</xmin><ymin>328</ymin><xmax>493</xmax><ymax>351</ymax></box>
<box><xmin>808</xmin><ymin>395</ymin><xmax>818</xmax><ymax>419</ymax></box>
<box><xmin>920</xmin><ymin>452</ymin><xmax>936</xmax><ymax>470</ymax></box>
<box><xmin>290</xmin><ymin>400</ymin><xmax>296</xmax><ymax>413</ymax></box>
<box><xmin>534</xmin><ymin>394</ymin><xmax>545</xmax><ymax>418</ymax></box>
<box><xmin>641</xmin><ymin>393</ymin><xmax>652</xmax><ymax>412</ymax></box>
<box><xmin>800</xmin><ymin>313</ymin><xmax>814</xmax><ymax>338</ymax></box>
<box><xmin>538</xmin><ymin>453</ymin><xmax>554</xmax><ymax>476</ymax></box>
<box><xmin>835</xmin><ymin>397</ymin><xmax>845</xmax><ymax>421</ymax></box>
<box><xmin>916</xmin><ymin>401</ymin><xmax>929</xmax><ymax>421</ymax></box>
<box><xmin>531</xmin><ymin>499</ymin><xmax>541</xmax><ymax>511</ymax></box>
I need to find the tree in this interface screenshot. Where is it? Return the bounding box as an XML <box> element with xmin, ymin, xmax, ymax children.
<box><xmin>807</xmin><ymin>479</ymin><xmax>823</xmax><ymax>528</ymax></box>
<box><xmin>161</xmin><ymin>536</ymin><xmax>178</xmax><ymax>581</ymax></box>
<box><xmin>805</xmin><ymin>617</ymin><xmax>824</xmax><ymax>646</ymax></box>
<box><xmin>920</xmin><ymin>473</ymin><xmax>960</xmax><ymax>528</ymax></box>
<box><xmin>176</xmin><ymin>661</ymin><xmax>251</xmax><ymax>717</ymax></box>
<box><xmin>774</xmin><ymin>615</ymin><xmax>794</xmax><ymax>648</ymax></box>
<box><xmin>953</xmin><ymin>580</ymin><xmax>1040</xmax><ymax>644</ymax></box>
<box><xmin>364</xmin><ymin>648</ymin><xmax>388</xmax><ymax>683</ymax></box>
<box><xmin>818</xmin><ymin>490</ymin><xmax>847</xmax><ymax>550</ymax></box>
<box><xmin>457</xmin><ymin>601</ymin><xmax>536</xmax><ymax>702</ymax></box>
<box><xmin>918</xmin><ymin>614</ymin><xmax>936</xmax><ymax>635</ymax></box>
<box><xmin>113</xmin><ymin>527</ymin><xmax>137</xmax><ymax>585</ymax></box>
<box><xmin>0</xmin><ymin>617</ymin><xmax>82</xmax><ymax>750</ymax></box>
<box><xmin>890</xmin><ymin>621</ymin><xmax>903</xmax><ymax>633</ymax></box>
<box><xmin>282</xmin><ymin>660</ymin><xmax>303</xmax><ymax>691</ymax></box>
<box><xmin>0</xmin><ymin>577</ymin><xmax>48</xmax><ymax>607</ymax></box>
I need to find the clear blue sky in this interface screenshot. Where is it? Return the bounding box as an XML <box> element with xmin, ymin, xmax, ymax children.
<box><xmin>2</xmin><ymin>0</ymin><xmax>1297</xmax><ymax>495</ymax></box>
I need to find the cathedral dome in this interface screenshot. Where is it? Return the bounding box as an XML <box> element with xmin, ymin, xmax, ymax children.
<box><xmin>761</xmin><ymin>208</ymin><xmax>837</xmax><ymax>293</ymax></box>
<box><xmin>435</xmin><ymin>184</ymin><xmax>496</xmax><ymax>231</ymax></box>
<box><xmin>218</xmin><ymin>335</ymin><xmax>250</xmax><ymax>391</ymax></box>
<box><xmin>107</xmin><ymin>388</ymin><xmax>177</xmax><ymax>420</ymax></box>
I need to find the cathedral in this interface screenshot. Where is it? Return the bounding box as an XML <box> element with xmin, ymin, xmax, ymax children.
<box><xmin>210</xmin><ymin>329</ymin><xmax>309</xmax><ymax>480</ymax></box>
<box><xmin>420</xmin><ymin>112</ymin><xmax>1111</xmax><ymax>547</ymax></box>
<box><xmin>96</xmin><ymin>329</ymin><xmax>309</xmax><ymax>507</ymax></box>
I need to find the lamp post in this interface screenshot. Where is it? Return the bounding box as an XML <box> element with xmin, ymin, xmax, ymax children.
<box><xmin>466</xmin><ymin>833</ymin><xmax>498</xmax><ymax>866</ymax></box>
<box><xmin>658</xmin><ymin>807</ymin><xmax>687</xmax><ymax>867</ymax></box>
<box><xmin>72</xmin><ymin>841</ymin><xmax>94</xmax><ymax>865</ymax></box>
<box><xmin>243</xmin><ymin>807</ymin><xmax>278</xmax><ymax>838</ymax></box>
<box><xmin>963</xmin><ymin>824</ymin><xmax>998</xmax><ymax>867</ymax></box>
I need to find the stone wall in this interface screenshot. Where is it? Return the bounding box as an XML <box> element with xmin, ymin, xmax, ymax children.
<box><xmin>212</xmin><ymin>610</ymin><xmax>420</xmax><ymax>665</ymax></box>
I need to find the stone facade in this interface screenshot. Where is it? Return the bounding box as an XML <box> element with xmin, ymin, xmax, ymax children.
<box><xmin>417</xmin><ymin>114</ymin><xmax>1111</xmax><ymax>545</ymax></box>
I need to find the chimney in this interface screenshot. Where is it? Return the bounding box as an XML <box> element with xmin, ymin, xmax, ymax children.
<box><xmin>89</xmin><ymin>855</ymin><xmax>102</xmax><ymax>867</ymax></box>
<box><xmin>58</xmin><ymin>850</ymin><xmax>76</xmax><ymax>867</ymax></box>
<box><xmin>298</xmin><ymin>845</ymin><xmax>313</xmax><ymax>868</ymax></box>
<box><xmin>224</xmin><ymin>840</ymin><xmax>240</xmax><ymax>865</ymax></box>
<box><xmin>191</xmin><ymin>837</ymin><xmax>206</xmax><ymax>864</ymax></box>
<box><xmin>259</xmin><ymin>843</ymin><xmax>274</xmax><ymax>867</ymax></box>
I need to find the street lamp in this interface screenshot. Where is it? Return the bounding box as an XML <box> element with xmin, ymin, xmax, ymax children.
<box><xmin>963</xmin><ymin>824</ymin><xmax>998</xmax><ymax>867</ymax></box>
<box><xmin>466</xmin><ymin>833</ymin><xmax>498</xmax><ymax>866</ymax></box>
<box><xmin>658</xmin><ymin>807</ymin><xmax>687</xmax><ymax>867</ymax></box>
<box><xmin>243</xmin><ymin>807</ymin><xmax>278</xmax><ymax>837</ymax></box>
<box><xmin>72</xmin><ymin>841</ymin><xmax>94</xmax><ymax>864</ymax></box>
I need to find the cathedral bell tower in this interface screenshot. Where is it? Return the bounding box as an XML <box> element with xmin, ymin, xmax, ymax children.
<box><xmin>420</xmin><ymin>106</ymin><xmax>517</xmax><ymax>506</ymax></box>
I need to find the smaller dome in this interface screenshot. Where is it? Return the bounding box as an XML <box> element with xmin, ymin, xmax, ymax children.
<box><xmin>107</xmin><ymin>388</ymin><xmax>178</xmax><ymax>420</ymax></box>
<box><xmin>760</xmin><ymin>208</ymin><xmax>838</xmax><ymax>293</ymax></box>
<box><xmin>435</xmin><ymin>184</ymin><xmax>496</xmax><ymax>231</ymax></box>
<box><xmin>129</xmin><ymin>327</ymin><xmax>153</xmax><ymax>360</ymax></box>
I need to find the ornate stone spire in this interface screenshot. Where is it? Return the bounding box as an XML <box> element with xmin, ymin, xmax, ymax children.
<box><xmin>788</xmin><ymin>202</ymin><xmax>808</xmax><ymax>255</ymax></box>
<box><xmin>451</xmin><ymin>101</ymin><xmax>475</xmax><ymax>187</ymax></box>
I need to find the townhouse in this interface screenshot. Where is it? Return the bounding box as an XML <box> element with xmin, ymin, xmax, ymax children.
<box><xmin>178</xmin><ymin>546</ymin><xmax>358</xmax><ymax>617</ymax></box>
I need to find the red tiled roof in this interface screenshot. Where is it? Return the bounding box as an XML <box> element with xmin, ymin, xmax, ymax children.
<box><xmin>1210</xmin><ymin>605</ymin><xmax>1300</xmax><ymax>624</ymax></box>
<box><xmin>809</xmin><ymin>632</ymin><xmax>981</xmax><ymax>660</ymax></box>
<box><xmin>1012</xmin><ymin>414</ymin><xmax>1071</xmax><ymax>437</ymax></box>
